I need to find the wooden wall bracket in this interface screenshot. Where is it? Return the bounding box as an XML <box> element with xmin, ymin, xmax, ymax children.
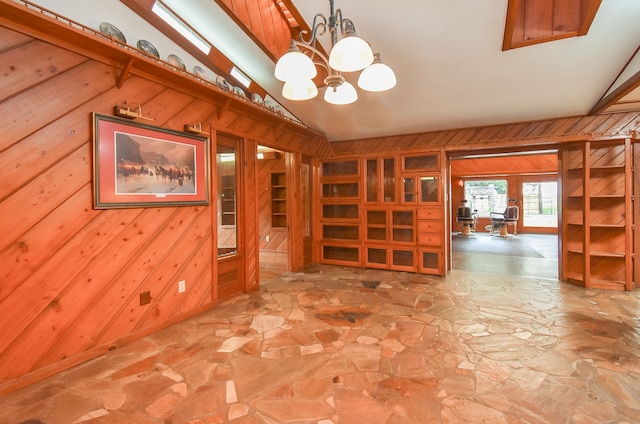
<box><xmin>116</xmin><ymin>57</ymin><xmax>135</xmax><ymax>88</ymax></box>
<box><xmin>216</xmin><ymin>98</ymin><xmax>232</xmax><ymax>120</ymax></box>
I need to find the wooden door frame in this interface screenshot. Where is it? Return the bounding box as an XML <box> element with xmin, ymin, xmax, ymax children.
<box><xmin>285</xmin><ymin>151</ymin><xmax>305</xmax><ymax>271</ymax></box>
<box><xmin>215</xmin><ymin>133</ymin><xmax>245</xmax><ymax>300</ymax></box>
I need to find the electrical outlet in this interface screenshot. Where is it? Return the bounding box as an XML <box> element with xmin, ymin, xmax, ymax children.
<box><xmin>178</xmin><ymin>280</ymin><xmax>186</xmax><ymax>293</ymax></box>
<box><xmin>265</xmin><ymin>235</ymin><xmax>270</xmax><ymax>242</ymax></box>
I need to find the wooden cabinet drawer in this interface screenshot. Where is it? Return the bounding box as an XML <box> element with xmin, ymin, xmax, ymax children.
<box><xmin>417</xmin><ymin>232</ymin><xmax>443</xmax><ymax>246</ymax></box>
<box><xmin>417</xmin><ymin>220</ymin><xmax>443</xmax><ymax>233</ymax></box>
<box><xmin>417</xmin><ymin>207</ymin><xmax>442</xmax><ymax>220</ymax></box>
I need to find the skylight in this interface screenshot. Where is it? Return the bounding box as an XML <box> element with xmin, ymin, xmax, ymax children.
<box><xmin>152</xmin><ymin>1</ymin><xmax>211</xmax><ymax>55</ymax></box>
<box><xmin>230</xmin><ymin>66</ymin><xmax>251</xmax><ymax>88</ymax></box>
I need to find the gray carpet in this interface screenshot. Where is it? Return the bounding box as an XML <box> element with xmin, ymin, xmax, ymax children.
<box><xmin>452</xmin><ymin>233</ymin><xmax>545</xmax><ymax>258</ymax></box>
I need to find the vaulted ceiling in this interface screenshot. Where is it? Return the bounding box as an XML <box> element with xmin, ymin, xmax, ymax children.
<box><xmin>57</xmin><ymin>0</ymin><xmax>640</xmax><ymax>141</ymax></box>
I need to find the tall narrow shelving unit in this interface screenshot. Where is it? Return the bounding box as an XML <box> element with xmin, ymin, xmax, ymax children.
<box><xmin>561</xmin><ymin>139</ymin><xmax>634</xmax><ymax>291</ymax></box>
<box><xmin>271</xmin><ymin>172</ymin><xmax>287</xmax><ymax>228</ymax></box>
<box><xmin>563</xmin><ymin>144</ymin><xmax>586</xmax><ymax>284</ymax></box>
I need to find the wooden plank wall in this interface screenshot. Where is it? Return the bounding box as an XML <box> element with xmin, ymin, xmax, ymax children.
<box><xmin>0</xmin><ymin>24</ymin><xmax>326</xmax><ymax>394</ymax></box>
<box><xmin>331</xmin><ymin>112</ymin><xmax>640</xmax><ymax>154</ymax></box>
<box><xmin>214</xmin><ymin>0</ymin><xmax>293</xmax><ymax>59</ymax></box>
<box><xmin>2</xmin><ymin>0</ymin><xmax>639</xmax><ymax>394</ymax></box>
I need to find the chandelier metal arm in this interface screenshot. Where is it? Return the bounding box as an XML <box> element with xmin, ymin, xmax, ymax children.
<box><xmin>275</xmin><ymin>0</ymin><xmax>395</xmax><ymax>104</ymax></box>
<box><xmin>290</xmin><ymin>39</ymin><xmax>331</xmax><ymax>73</ymax></box>
<box><xmin>298</xmin><ymin>0</ymin><xmax>355</xmax><ymax>53</ymax></box>
<box><xmin>298</xmin><ymin>13</ymin><xmax>327</xmax><ymax>47</ymax></box>
<box><xmin>339</xmin><ymin>17</ymin><xmax>357</xmax><ymax>37</ymax></box>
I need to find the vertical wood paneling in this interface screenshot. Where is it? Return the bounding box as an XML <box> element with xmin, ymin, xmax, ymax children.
<box><xmin>286</xmin><ymin>151</ymin><xmax>304</xmax><ymax>271</ymax></box>
<box><xmin>215</xmin><ymin>0</ymin><xmax>293</xmax><ymax>59</ymax></box>
<box><xmin>258</xmin><ymin>0</ymin><xmax>277</xmax><ymax>52</ymax></box>
<box><xmin>524</xmin><ymin>0</ymin><xmax>554</xmax><ymax>40</ymax></box>
<box><xmin>553</xmin><ymin>0</ymin><xmax>580</xmax><ymax>34</ymax></box>
<box><xmin>243</xmin><ymin>138</ymin><xmax>259</xmax><ymax>291</ymax></box>
<box><xmin>504</xmin><ymin>0</ymin><xmax>602</xmax><ymax>50</ymax></box>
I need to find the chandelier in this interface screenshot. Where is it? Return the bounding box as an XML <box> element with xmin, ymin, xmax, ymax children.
<box><xmin>274</xmin><ymin>0</ymin><xmax>396</xmax><ymax>105</ymax></box>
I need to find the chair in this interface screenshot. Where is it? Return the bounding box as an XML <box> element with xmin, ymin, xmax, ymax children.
<box><xmin>456</xmin><ymin>201</ymin><xmax>476</xmax><ymax>236</ymax></box>
<box><xmin>490</xmin><ymin>204</ymin><xmax>519</xmax><ymax>237</ymax></box>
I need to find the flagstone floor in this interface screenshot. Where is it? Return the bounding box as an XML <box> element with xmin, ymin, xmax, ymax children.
<box><xmin>2</xmin><ymin>265</ymin><xmax>639</xmax><ymax>424</ymax></box>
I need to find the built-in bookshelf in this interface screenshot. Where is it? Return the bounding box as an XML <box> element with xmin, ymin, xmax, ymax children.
<box><xmin>561</xmin><ymin>139</ymin><xmax>634</xmax><ymax>291</ymax></box>
<box><xmin>319</xmin><ymin>159</ymin><xmax>361</xmax><ymax>266</ymax></box>
<box><xmin>271</xmin><ymin>172</ymin><xmax>287</xmax><ymax>228</ymax></box>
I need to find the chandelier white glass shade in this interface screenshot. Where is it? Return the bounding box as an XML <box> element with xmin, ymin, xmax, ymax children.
<box><xmin>282</xmin><ymin>79</ymin><xmax>318</xmax><ymax>101</ymax></box>
<box><xmin>274</xmin><ymin>0</ymin><xmax>396</xmax><ymax>105</ymax></box>
<box><xmin>274</xmin><ymin>41</ymin><xmax>317</xmax><ymax>82</ymax></box>
<box><xmin>357</xmin><ymin>53</ymin><xmax>397</xmax><ymax>92</ymax></box>
<box><xmin>328</xmin><ymin>28</ymin><xmax>374</xmax><ymax>73</ymax></box>
<box><xmin>324</xmin><ymin>74</ymin><xmax>357</xmax><ymax>105</ymax></box>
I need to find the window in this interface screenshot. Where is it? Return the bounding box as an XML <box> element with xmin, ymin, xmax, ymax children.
<box><xmin>463</xmin><ymin>180</ymin><xmax>507</xmax><ymax>218</ymax></box>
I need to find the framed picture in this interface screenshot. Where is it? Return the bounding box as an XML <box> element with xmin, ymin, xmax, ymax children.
<box><xmin>92</xmin><ymin>113</ymin><xmax>210</xmax><ymax>208</ymax></box>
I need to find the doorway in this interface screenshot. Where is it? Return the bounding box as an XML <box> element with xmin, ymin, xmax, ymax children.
<box><xmin>449</xmin><ymin>150</ymin><xmax>559</xmax><ymax>278</ymax></box>
<box><xmin>257</xmin><ymin>146</ymin><xmax>289</xmax><ymax>280</ymax></box>
<box><xmin>216</xmin><ymin>134</ymin><xmax>243</xmax><ymax>300</ymax></box>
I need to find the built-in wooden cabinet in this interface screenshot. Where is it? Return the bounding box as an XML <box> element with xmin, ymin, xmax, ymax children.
<box><xmin>271</xmin><ymin>172</ymin><xmax>287</xmax><ymax>228</ymax></box>
<box><xmin>366</xmin><ymin>157</ymin><xmax>396</xmax><ymax>203</ymax></box>
<box><xmin>319</xmin><ymin>159</ymin><xmax>362</xmax><ymax>266</ymax></box>
<box><xmin>317</xmin><ymin>151</ymin><xmax>445</xmax><ymax>275</ymax></box>
<box><xmin>561</xmin><ymin>139</ymin><xmax>634</xmax><ymax>291</ymax></box>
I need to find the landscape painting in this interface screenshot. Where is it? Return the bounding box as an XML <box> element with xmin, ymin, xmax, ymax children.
<box><xmin>92</xmin><ymin>113</ymin><xmax>209</xmax><ymax>208</ymax></box>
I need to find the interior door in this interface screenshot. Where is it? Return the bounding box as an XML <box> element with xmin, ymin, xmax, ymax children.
<box><xmin>216</xmin><ymin>134</ymin><xmax>243</xmax><ymax>300</ymax></box>
<box><xmin>520</xmin><ymin>177</ymin><xmax>558</xmax><ymax>234</ymax></box>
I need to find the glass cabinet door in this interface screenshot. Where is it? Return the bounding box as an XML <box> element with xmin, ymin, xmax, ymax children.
<box><xmin>366</xmin><ymin>159</ymin><xmax>379</xmax><ymax>202</ymax></box>
<box><xmin>419</xmin><ymin>176</ymin><xmax>439</xmax><ymax>204</ymax></box>
<box><xmin>383</xmin><ymin>158</ymin><xmax>395</xmax><ymax>203</ymax></box>
<box><xmin>402</xmin><ymin>176</ymin><xmax>416</xmax><ymax>204</ymax></box>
